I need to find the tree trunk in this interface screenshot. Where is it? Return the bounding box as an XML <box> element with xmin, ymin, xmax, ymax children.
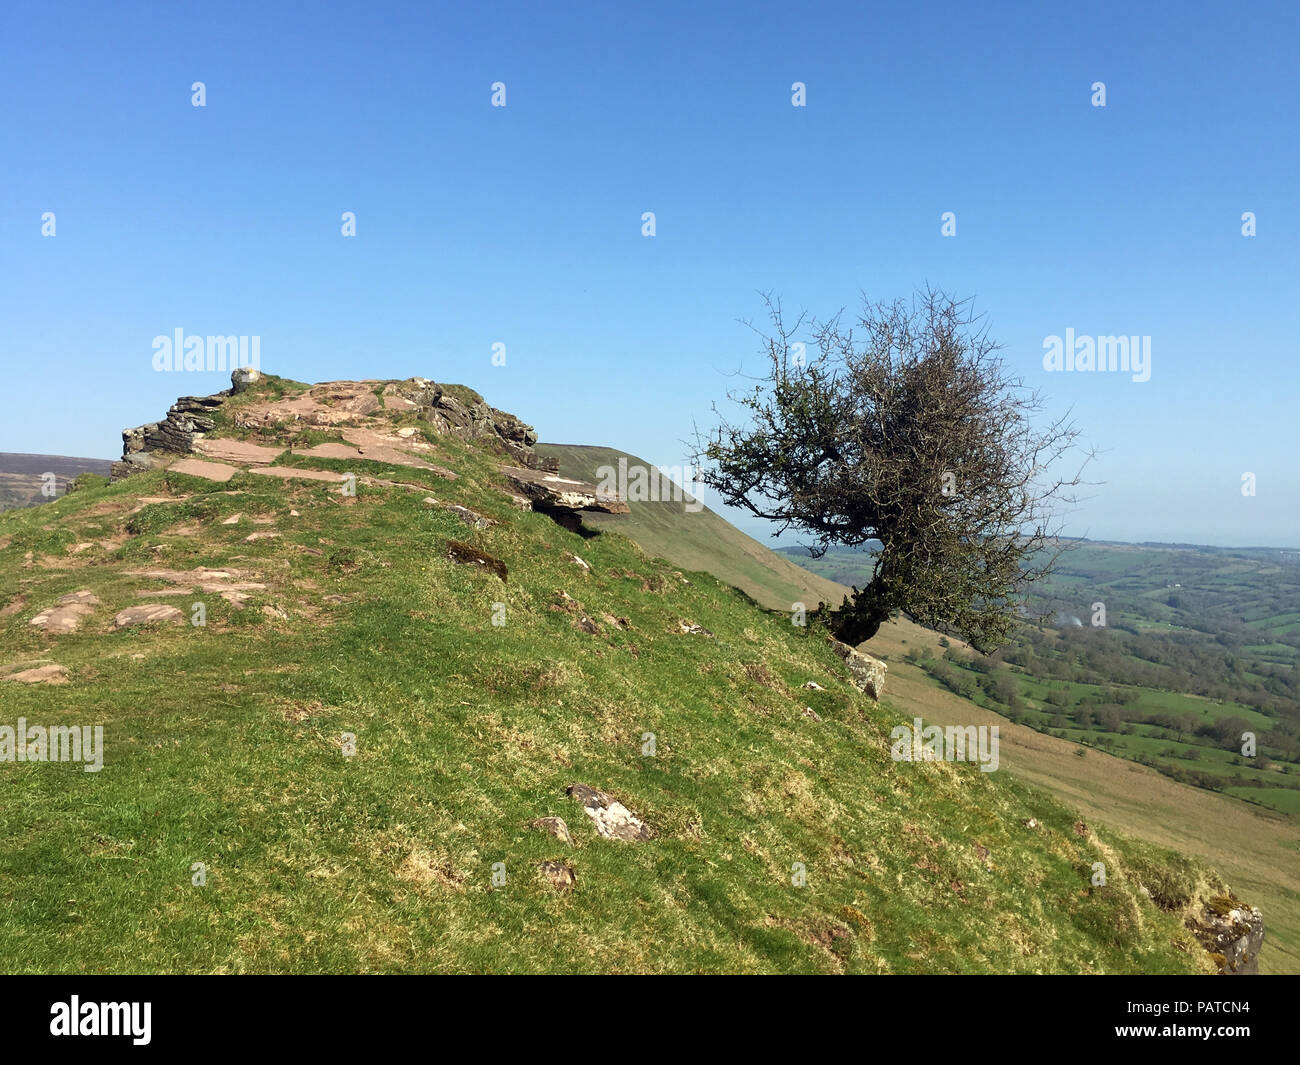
<box><xmin>830</xmin><ymin>585</ymin><xmax>893</xmax><ymax>646</ymax></box>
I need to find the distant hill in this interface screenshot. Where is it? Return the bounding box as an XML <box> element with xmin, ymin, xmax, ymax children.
<box><xmin>536</xmin><ymin>443</ymin><xmax>850</xmax><ymax>614</ymax></box>
<box><xmin>0</xmin><ymin>452</ymin><xmax>112</xmax><ymax>511</ymax></box>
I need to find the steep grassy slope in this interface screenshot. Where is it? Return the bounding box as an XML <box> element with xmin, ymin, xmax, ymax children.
<box><xmin>864</xmin><ymin>616</ymin><xmax>1300</xmax><ymax>975</ymax></box>
<box><xmin>0</xmin><ymin>380</ymin><xmax>1240</xmax><ymax>973</ymax></box>
<box><xmin>537</xmin><ymin>443</ymin><xmax>850</xmax><ymax>613</ymax></box>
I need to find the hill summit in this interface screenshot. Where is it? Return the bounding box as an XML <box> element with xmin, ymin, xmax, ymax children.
<box><xmin>0</xmin><ymin>369</ymin><xmax>1263</xmax><ymax>973</ymax></box>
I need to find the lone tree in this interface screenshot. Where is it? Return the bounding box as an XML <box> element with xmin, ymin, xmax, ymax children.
<box><xmin>693</xmin><ymin>290</ymin><xmax>1089</xmax><ymax>652</ymax></box>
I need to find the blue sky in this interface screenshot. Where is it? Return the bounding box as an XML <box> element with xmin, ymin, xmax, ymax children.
<box><xmin>1</xmin><ymin>0</ymin><xmax>1296</xmax><ymax>547</ymax></box>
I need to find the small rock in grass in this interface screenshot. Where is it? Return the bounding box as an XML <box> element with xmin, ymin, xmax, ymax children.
<box><xmin>530</xmin><ymin>817</ymin><xmax>573</xmax><ymax>846</ymax></box>
<box><xmin>566</xmin><ymin>783</ymin><xmax>656</xmax><ymax>842</ymax></box>
<box><xmin>538</xmin><ymin>860</ymin><xmax>576</xmax><ymax>893</ymax></box>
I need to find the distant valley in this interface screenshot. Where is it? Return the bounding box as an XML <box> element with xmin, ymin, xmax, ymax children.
<box><xmin>0</xmin><ymin>452</ymin><xmax>112</xmax><ymax>511</ymax></box>
<box><xmin>779</xmin><ymin>540</ymin><xmax>1300</xmax><ymax>816</ymax></box>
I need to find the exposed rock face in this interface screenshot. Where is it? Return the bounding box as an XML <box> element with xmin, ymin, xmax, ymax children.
<box><xmin>113</xmin><ymin>370</ymin><xmax>551</xmax><ymax>480</ymax></box>
<box><xmin>566</xmin><ymin>784</ymin><xmax>656</xmax><ymax>842</ymax></box>
<box><xmin>501</xmin><ymin>465</ymin><xmax>631</xmax><ymax>515</ymax></box>
<box><xmin>1187</xmin><ymin>898</ymin><xmax>1266</xmax><ymax>974</ymax></box>
<box><xmin>230</xmin><ymin>367</ymin><xmax>263</xmax><ymax>392</ymax></box>
<box><xmin>169</xmin><ymin>458</ymin><xmax>240</xmax><ymax>483</ymax></box>
<box><xmin>383</xmin><ymin>379</ymin><xmax>546</xmax><ymax>468</ymax></box>
<box><xmin>4</xmin><ymin>664</ymin><xmax>69</xmax><ymax>684</ymax></box>
<box><xmin>377</xmin><ymin>380</ymin><xmax>550</xmax><ymax>468</ymax></box>
<box><xmin>829</xmin><ymin>638</ymin><xmax>887</xmax><ymax>700</ymax></box>
<box><xmin>116</xmin><ymin>395</ymin><xmax>227</xmax><ymax>478</ymax></box>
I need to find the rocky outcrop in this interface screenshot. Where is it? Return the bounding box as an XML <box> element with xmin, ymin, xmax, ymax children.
<box><xmin>537</xmin><ymin>860</ymin><xmax>576</xmax><ymax>893</ymax></box>
<box><xmin>29</xmin><ymin>591</ymin><xmax>100</xmax><ymax>635</ymax></box>
<box><xmin>501</xmin><ymin>465</ymin><xmax>630</xmax><ymax>514</ymax></box>
<box><xmin>3</xmin><ymin>664</ymin><xmax>69</xmax><ymax>684</ymax></box>
<box><xmin>1187</xmin><ymin>896</ymin><xmax>1266</xmax><ymax>974</ymax></box>
<box><xmin>380</xmin><ymin>379</ymin><xmax>550</xmax><ymax>468</ymax></box>
<box><xmin>115</xmin><ymin>394</ymin><xmax>227</xmax><ymax>479</ymax></box>
<box><xmin>829</xmin><ymin>638</ymin><xmax>887</xmax><ymax>700</ymax></box>
<box><xmin>231</xmin><ymin>367</ymin><xmax>263</xmax><ymax>392</ymax></box>
<box><xmin>113</xmin><ymin>604</ymin><xmax>185</xmax><ymax>629</ymax></box>
<box><xmin>113</xmin><ymin>369</ymin><xmax>553</xmax><ymax>481</ymax></box>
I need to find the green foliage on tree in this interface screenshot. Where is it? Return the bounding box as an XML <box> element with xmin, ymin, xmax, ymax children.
<box><xmin>695</xmin><ymin>290</ymin><xmax>1089</xmax><ymax>651</ymax></box>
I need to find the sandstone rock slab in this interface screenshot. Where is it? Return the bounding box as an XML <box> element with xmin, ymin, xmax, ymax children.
<box><xmin>501</xmin><ymin>466</ymin><xmax>630</xmax><ymax>514</ymax></box>
<box><xmin>193</xmin><ymin>439</ymin><xmax>284</xmax><ymax>465</ymax></box>
<box><xmin>248</xmin><ymin>466</ymin><xmax>347</xmax><ymax>484</ymax></box>
<box><xmin>169</xmin><ymin>458</ymin><xmax>241</xmax><ymax>483</ymax></box>
<box><xmin>29</xmin><ymin>591</ymin><xmax>100</xmax><ymax>635</ymax></box>
<box><xmin>113</xmin><ymin>604</ymin><xmax>184</xmax><ymax>629</ymax></box>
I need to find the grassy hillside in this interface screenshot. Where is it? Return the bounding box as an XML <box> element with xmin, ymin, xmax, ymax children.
<box><xmin>547</xmin><ymin>447</ymin><xmax>1298</xmax><ymax>973</ymax></box>
<box><xmin>865</xmin><ymin>617</ymin><xmax>1300</xmax><ymax>975</ymax></box>
<box><xmin>0</xmin><ymin>380</ymin><xmax>1252</xmax><ymax>973</ymax></box>
<box><xmin>537</xmin><ymin>443</ymin><xmax>849</xmax><ymax>614</ymax></box>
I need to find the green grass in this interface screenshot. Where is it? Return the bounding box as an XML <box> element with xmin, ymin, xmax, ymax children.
<box><xmin>0</xmin><ymin>384</ymin><xmax>1235</xmax><ymax>974</ymax></box>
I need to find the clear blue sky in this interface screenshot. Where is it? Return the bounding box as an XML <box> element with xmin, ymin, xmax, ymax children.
<box><xmin>2</xmin><ymin>0</ymin><xmax>1296</xmax><ymax>547</ymax></box>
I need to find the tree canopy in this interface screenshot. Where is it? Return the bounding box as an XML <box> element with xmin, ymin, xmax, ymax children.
<box><xmin>694</xmin><ymin>289</ymin><xmax>1090</xmax><ymax>651</ymax></box>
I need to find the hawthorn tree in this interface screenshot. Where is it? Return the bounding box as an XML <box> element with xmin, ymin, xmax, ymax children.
<box><xmin>693</xmin><ymin>289</ymin><xmax>1090</xmax><ymax>652</ymax></box>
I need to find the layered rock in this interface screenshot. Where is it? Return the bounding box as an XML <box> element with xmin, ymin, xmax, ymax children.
<box><xmin>501</xmin><ymin>466</ymin><xmax>630</xmax><ymax>514</ymax></box>
<box><xmin>1186</xmin><ymin>897</ymin><xmax>1266</xmax><ymax>974</ymax></box>
<box><xmin>113</xmin><ymin>370</ymin><xmax>552</xmax><ymax>480</ymax></box>
<box><xmin>372</xmin><ymin>379</ymin><xmax>548</xmax><ymax>467</ymax></box>
<box><xmin>115</xmin><ymin>394</ymin><xmax>227</xmax><ymax>478</ymax></box>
